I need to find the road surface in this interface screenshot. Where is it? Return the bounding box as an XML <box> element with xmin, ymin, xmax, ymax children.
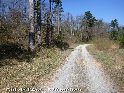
<box><xmin>46</xmin><ymin>44</ymin><xmax>119</xmax><ymax>93</ymax></box>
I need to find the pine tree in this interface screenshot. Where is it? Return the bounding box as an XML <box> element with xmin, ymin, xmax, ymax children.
<box><xmin>110</xmin><ymin>19</ymin><xmax>119</xmax><ymax>40</ymax></box>
<box><xmin>82</xmin><ymin>11</ymin><xmax>96</xmax><ymax>41</ymax></box>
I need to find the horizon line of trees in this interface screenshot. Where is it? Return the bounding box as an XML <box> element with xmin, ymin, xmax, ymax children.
<box><xmin>0</xmin><ymin>0</ymin><xmax>124</xmax><ymax>53</ymax></box>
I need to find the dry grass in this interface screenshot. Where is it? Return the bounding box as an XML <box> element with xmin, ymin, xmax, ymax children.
<box><xmin>90</xmin><ymin>38</ymin><xmax>117</xmax><ymax>51</ymax></box>
<box><xmin>87</xmin><ymin>38</ymin><xmax>124</xmax><ymax>92</ymax></box>
<box><xmin>0</xmin><ymin>47</ymin><xmax>73</xmax><ymax>93</ymax></box>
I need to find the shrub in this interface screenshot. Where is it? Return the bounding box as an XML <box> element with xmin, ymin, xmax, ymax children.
<box><xmin>91</xmin><ymin>38</ymin><xmax>114</xmax><ymax>51</ymax></box>
<box><xmin>53</xmin><ymin>35</ymin><xmax>69</xmax><ymax>50</ymax></box>
<box><xmin>109</xmin><ymin>30</ymin><xmax>118</xmax><ymax>40</ymax></box>
<box><xmin>118</xmin><ymin>34</ymin><xmax>124</xmax><ymax>48</ymax></box>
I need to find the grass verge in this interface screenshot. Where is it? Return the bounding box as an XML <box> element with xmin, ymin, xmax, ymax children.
<box><xmin>87</xmin><ymin>38</ymin><xmax>124</xmax><ymax>93</ymax></box>
<box><xmin>0</xmin><ymin>47</ymin><xmax>73</xmax><ymax>93</ymax></box>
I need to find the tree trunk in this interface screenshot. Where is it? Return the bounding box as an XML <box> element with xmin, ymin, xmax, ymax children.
<box><xmin>37</xmin><ymin>28</ymin><xmax>41</xmax><ymax>45</ymax></box>
<box><xmin>46</xmin><ymin>17</ymin><xmax>50</xmax><ymax>47</ymax></box>
<box><xmin>49</xmin><ymin>0</ymin><xmax>53</xmax><ymax>44</ymax></box>
<box><xmin>57</xmin><ymin>5</ymin><xmax>60</xmax><ymax>34</ymax></box>
<box><xmin>28</xmin><ymin>0</ymin><xmax>35</xmax><ymax>52</ymax></box>
<box><xmin>37</xmin><ymin>0</ymin><xmax>42</xmax><ymax>46</ymax></box>
<box><xmin>70</xmin><ymin>26</ymin><xmax>73</xmax><ymax>35</ymax></box>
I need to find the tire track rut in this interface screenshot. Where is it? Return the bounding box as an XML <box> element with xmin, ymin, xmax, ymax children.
<box><xmin>46</xmin><ymin>44</ymin><xmax>119</xmax><ymax>93</ymax></box>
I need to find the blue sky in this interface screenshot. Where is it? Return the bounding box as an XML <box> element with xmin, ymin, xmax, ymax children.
<box><xmin>62</xmin><ymin>0</ymin><xmax>124</xmax><ymax>25</ymax></box>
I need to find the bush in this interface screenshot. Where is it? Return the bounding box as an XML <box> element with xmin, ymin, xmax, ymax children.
<box><xmin>91</xmin><ymin>38</ymin><xmax>114</xmax><ymax>51</ymax></box>
<box><xmin>53</xmin><ymin>35</ymin><xmax>69</xmax><ymax>50</ymax></box>
<box><xmin>118</xmin><ymin>34</ymin><xmax>124</xmax><ymax>48</ymax></box>
<box><xmin>109</xmin><ymin>30</ymin><xmax>118</xmax><ymax>40</ymax></box>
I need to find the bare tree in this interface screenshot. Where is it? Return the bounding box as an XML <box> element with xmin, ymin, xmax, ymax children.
<box><xmin>34</xmin><ymin>0</ymin><xmax>42</xmax><ymax>46</ymax></box>
<box><xmin>28</xmin><ymin>0</ymin><xmax>35</xmax><ymax>52</ymax></box>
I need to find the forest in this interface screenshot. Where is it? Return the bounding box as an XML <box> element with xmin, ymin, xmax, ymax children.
<box><xmin>0</xmin><ymin>0</ymin><xmax>124</xmax><ymax>92</ymax></box>
<box><xmin>1</xmin><ymin>0</ymin><xmax>124</xmax><ymax>51</ymax></box>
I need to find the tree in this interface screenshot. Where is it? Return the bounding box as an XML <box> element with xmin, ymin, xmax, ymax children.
<box><xmin>37</xmin><ymin>0</ymin><xmax>42</xmax><ymax>45</ymax></box>
<box><xmin>110</xmin><ymin>19</ymin><xmax>119</xmax><ymax>40</ymax></box>
<box><xmin>44</xmin><ymin>0</ymin><xmax>52</xmax><ymax>47</ymax></box>
<box><xmin>111</xmin><ymin>19</ymin><xmax>118</xmax><ymax>29</ymax></box>
<box><xmin>43</xmin><ymin>0</ymin><xmax>63</xmax><ymax>47</ymax></box>
<box><xmin>45</xmin><ymin>11</ymin><xmax>51</xmax><ymax>47</ymax></box>
<box><xmin>28</xmin><ymin>0</ymin><xmax>35</xmax><ymax>52</ymax></box>
<box><xmin>53</xmin><ymin>0</ymin><xmax>63</xmax><ymax>34</ymax></box>
<box><xmin>81</xmin><ymin>11</ymin><xmax>96</xmax><ymax>41</ymax></box>
<box><xmin>61</xmin><ymin>12</ymin><xmax>75</xmax><ymax>36</ymax></box>
<box><xmin>34</xmin><ymin>0</ymin><xmax>42</xmax><ymax>46</ymax></box>
<box><xmin>94</xmin><ymin>19</ymin><xmax>109</xmax><ymax>38</ymax></box>
<box><xmin>84</xmin><ymin>11</ymin><xmax>96</xmax><ymax>28</ymax></box>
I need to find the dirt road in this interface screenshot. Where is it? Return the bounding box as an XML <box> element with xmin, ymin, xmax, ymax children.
<box><xmin>46</xmin><ymin>44</ymin><xmax>119</xmax><ymax>93</ymax></box>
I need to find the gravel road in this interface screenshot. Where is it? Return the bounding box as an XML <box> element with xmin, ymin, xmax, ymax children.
<box><xmin>45</xmin><ymin>44</ymin><xmax>119</xmax><ymax>93</ymax></box>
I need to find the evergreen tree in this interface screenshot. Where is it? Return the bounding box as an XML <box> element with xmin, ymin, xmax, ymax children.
<box><xmin>82</xmin><ymin>11</ymin><xmax>96</xmax><ymax>41</ymax></box>
<box><xmin>110</xmin><ymin>19</ymin><xmax>119</xmax><ymax>40</ymax></box>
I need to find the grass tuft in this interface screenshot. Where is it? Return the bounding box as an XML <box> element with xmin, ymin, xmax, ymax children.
<box><xmin>90</xmin><ymin>38</ymin><xmax>117</xmax><ymax>51</ymax></box>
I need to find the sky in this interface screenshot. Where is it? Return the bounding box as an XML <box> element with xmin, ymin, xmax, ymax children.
<box><xmin>62</xmin><ymin>0</ymin><xmax>124</xmax><ymax>25</ymax></box>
